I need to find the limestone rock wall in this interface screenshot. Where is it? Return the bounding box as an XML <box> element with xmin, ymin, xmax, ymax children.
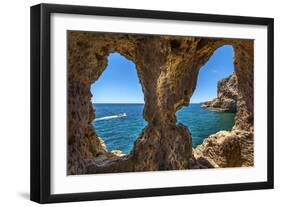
<box><xmin>233</xmin><ymin>42</ymin><xmax>254</xmax><ymax>131</ymax></box>
<box><xmin>193</xmin><ymin>130</ymin><xmax>253</xmax><ymax>168</ymax></box>
<box><xmin>202</xmin><ymin>73</ymin><xmax>238</xmax><ymax>112</ymax></box>
<box><xmin>67</xmin><ymin>31</ymin><xmax>254</xmax><ymax>174</ymax></box>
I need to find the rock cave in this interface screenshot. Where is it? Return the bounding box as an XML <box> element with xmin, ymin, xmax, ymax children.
<box><xmin>67</xmin><ymin>31</ymin><xmax>254</xmax><ymax>175</ymax></box>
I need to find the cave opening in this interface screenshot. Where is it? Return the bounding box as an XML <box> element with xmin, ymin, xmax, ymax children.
<box><xmin>90</xmin><ymin>52</ymin><xmax>147</xmax><ymax>155</ymax></box>
<box><xmin>176</xmin><ymin>45</ymin><xmax>236</xmax><ymax>148</ymax></box>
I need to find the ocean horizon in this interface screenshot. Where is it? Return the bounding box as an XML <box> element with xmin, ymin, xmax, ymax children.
<box><xmin>92</xmin><ymin>103</ymin><xmax>235</xmax><ymax>154</ymax></box>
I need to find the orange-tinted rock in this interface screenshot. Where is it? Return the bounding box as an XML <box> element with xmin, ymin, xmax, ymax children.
<box><xmin>67</xmin><ymin>31</ymin><xmax>254</xmax><ymax>174</ymax></box>
<box><xmin>193</xmin><ymin>130</ymin><xmax>254</xmax><ymax>167</ymax></box>
<box><xmin>202</xmin><ymin>73</ymin><xmax>238</xmax><ymax>112</ymax></box>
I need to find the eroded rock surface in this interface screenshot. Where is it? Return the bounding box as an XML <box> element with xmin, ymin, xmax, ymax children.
<box><xmin>201</xmin><ymin>73</ymin><xmax>238</xmax><ymax>112</ymax></box>
<box><xmin>67</xmin><ymin>31</ymin><xmax>254</xmax><ymax>174</ymax></box>
<box><xmin>193</xmin><ymin>130</ymin><xmax>254</xmax><ymax>168</ymax></box>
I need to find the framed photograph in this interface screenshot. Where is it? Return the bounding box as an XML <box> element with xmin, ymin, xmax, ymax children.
<box><xmin>30</xmin><ymin>3</ymin><xmax>274</xmax><ymax>203</ymax></box>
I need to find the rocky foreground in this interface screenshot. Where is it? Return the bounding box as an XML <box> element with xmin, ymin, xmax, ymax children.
<box><xmin>201</xmin><ymin>73</ymin><xmax>238</xmax><ymax>112</ymax></box>
<box><xmin>191</xmin><ymin>130</ymin><xmax>253</xmax><ymax>169</ymax></box>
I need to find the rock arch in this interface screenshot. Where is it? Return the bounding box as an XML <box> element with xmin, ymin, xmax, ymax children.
<box><xmin>67</xmin><ymin>31</ymin><xmax>253</xmax><ymax>174</ymax></box>
<box><xmin>91</xmin><ymin>52</ymin><xmax>146</xmax><ymax>154</ymax></box>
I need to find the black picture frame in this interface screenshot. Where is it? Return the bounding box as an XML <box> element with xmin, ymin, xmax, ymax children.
<box><xmin>30</xmin><ymin>3</ymin><xmax>274</xmax><ymax>204</ymax></box>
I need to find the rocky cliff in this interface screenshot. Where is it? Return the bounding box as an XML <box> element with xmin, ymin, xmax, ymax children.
<box><xmin>67</xmin><ymin>31</ymin><xmax>254</xmax><ymax>174</ymax></box>
<box><xmin>201</xmin><ymin>73</ymin><xmax>238</xmax><ymax>112</ymax></box>
<box><xmin>195</xmin><ymin>72</ymin><xmax>254</xmax><ymax>168</ymax></box>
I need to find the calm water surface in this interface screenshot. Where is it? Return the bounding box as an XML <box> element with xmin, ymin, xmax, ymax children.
<box><xmin>92</xmin><ymin>103</ymin><xmax>235</xmax><ymax>154</ymax></box>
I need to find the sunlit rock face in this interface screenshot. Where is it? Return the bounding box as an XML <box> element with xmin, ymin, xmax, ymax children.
<box><xmin>67</xmin><ymin>31</ymin><xmax>254</xmax><ymax>174</ymax></box>
<box><xmin>192</xmin><ymin>130</ymin><xmax>254</xmax><ymax>168</ymax></box>
<box><xmin>201</xmin><ymin>73</ymin><xmax>238</xmax><ymax>112</ymax></box>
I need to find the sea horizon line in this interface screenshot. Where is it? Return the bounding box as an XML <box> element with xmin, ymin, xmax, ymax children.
<box><xmin>92</xmin><ymin>102</ymin><xmax>203</xmax><ymax>104</ymax></box>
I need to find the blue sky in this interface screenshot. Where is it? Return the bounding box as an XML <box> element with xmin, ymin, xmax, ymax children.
<box><xmin>91</xmin><ymin>45</ymin><xmax>234</xmax><ymax>104</ymax></box>
<box><xmin>91</xmin><ymin>53</ymin><xmax>144</xmax><ymax>103</ymax></box>
<box><xmin>191</xmin><ymin>45</ymin><xmax>234</xmax><ymax>103</ymax></box>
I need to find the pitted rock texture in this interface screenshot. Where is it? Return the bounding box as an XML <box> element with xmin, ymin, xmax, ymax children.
<box><xmin>193</xmin><ymin>130</ymin><xmax>254</xmax><ymax>167</ymax></box>
<box><xmin>67</xmin><ymin>31</ymin><xmax>254</xmax><ymax>174</ymax></box>
<box><xmin>201</xmin><ymin>73</ymin><xmax>238</xmax><ymax>112</ymax></box>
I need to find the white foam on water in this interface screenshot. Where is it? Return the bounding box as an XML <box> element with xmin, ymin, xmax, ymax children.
<box><xmin>94</xmin><ymin>113</ymin><xmax>127</xmax><ymax>122</ymax></box>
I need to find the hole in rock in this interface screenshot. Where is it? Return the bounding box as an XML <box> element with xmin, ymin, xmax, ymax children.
<box><xmin>91</xmin><ymin>52</ymin><xmax>147</xmax><ymax>154</ymax></box>
<box><xmin>176</xmin><ymin>45</ymin><xmax>236</xmax><ymax>147</ymax></box>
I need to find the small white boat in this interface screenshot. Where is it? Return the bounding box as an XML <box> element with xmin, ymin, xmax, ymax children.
<box><xmin>117</xmin><ymin>113</ymin><xmax>127</xmax><ymax>117</ymax></box>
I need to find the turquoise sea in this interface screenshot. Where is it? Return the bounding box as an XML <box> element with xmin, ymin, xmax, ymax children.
<box><xmin>92</xmin><ymin>104</ymin><xmax>235</xmax><ymax>154</ymax></box>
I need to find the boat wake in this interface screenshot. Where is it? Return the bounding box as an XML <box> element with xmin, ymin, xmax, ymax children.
<box><xmin>94</xmin><ymin>113</ymin><xmax>127</xmax><ymax>122</ymax></box>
